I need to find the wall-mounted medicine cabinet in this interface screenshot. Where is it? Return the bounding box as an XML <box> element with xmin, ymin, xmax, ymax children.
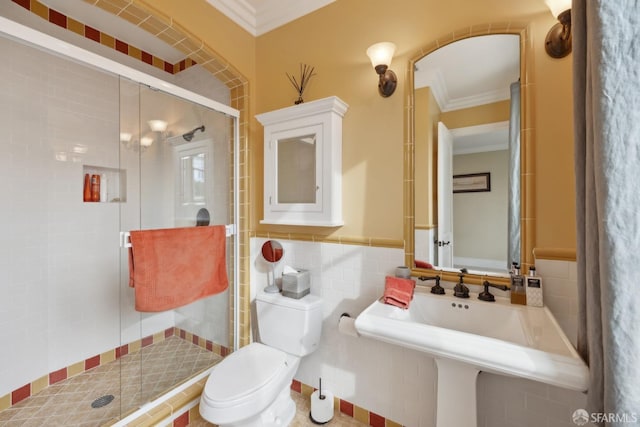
<box><xmin>256</xmin><ymin>96</ymin><xmax>348</xmax><ymax>226</ymax></box>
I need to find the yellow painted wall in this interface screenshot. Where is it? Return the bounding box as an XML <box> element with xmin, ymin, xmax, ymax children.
<box><xmin>415</xmin><ymin>87</ymin><xmax>440</xmax><ymax>228</ymax></box>
<box><xmin>440</xmin><ymin>100</ymin><xmax>510</xmax><ymax>130</ymax></box>
<box><xmin>149</xmin><ymin>0</ymin><xmax>577</xmax><ymax>251</ymax></box>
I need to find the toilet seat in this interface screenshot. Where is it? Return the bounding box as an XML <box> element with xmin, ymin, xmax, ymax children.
<box><xmin>201</xmin><ymin>343</ymin><xmax>291</xmax><ymax>410</ymax></box>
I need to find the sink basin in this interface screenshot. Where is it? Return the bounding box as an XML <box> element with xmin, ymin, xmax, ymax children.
<box><xmin>355</xmin><ymin>287</ymin><xmax>589</xmax><ymax>427</ymax></box>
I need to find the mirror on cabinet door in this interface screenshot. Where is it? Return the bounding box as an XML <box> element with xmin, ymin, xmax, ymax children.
<box><xmin>276</xmin><ymin>134</ymin><xmax>318</xmax><ymax>204</ymax></box>
<box><xmin>408</xmin><ymin>29</ymin><xmax>532</xmax><ymax>282</ymax></box>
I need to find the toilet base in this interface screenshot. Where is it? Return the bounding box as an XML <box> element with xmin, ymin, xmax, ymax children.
<box><xmin>210</xmin><ymin>384</ymin><xmax>296</xmax><ymax>427</ymax></box>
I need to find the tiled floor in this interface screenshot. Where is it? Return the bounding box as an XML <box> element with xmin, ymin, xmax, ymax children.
<box><xmin>0</xmin><ymin>336</ymin><xmax>221</xmax><ymax>426</ymax></box>
<box><xmin>189</xmin><ymin>391</ymin><xmax>368</xmax><ymax>427</ymax></box>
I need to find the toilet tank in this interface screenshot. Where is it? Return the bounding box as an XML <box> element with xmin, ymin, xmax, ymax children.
<box><xmin>256</xmin><ymin>291</ymin><xmax>323</xmax><ymax>357</ymax></box>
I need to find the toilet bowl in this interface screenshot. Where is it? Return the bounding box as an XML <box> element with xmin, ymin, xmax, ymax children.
<box><xmin>199</xmin><ymin>291</ymin><xmax>323</xmax><ymax>427</ymax></box>
<box><xmin>200</xmin><ymin>343</ymin><xmax>300</xmax><ymax>426</ymax></box>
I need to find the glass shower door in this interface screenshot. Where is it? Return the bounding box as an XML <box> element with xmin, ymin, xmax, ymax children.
<box><xmin>119</xmin><ymin>77</ymin><xmax>235</xmax><ymax>410</ymax></box>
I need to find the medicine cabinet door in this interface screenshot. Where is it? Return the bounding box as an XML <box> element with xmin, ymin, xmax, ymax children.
<box><xmin>266</xmin><ymin>124</ymin><xmax>323</xmax><ymax>214</ymax></box>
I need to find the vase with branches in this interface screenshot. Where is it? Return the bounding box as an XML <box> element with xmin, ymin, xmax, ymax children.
<box><xmin>286</xmin><ymin>63</ymin><xmax>316</xmax><ymax>105</ymax></box>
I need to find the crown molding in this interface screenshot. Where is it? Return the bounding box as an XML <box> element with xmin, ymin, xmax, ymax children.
<box><xmin>206</xmin><ymin>0</ymin><xmax>257</xmax><ymax>35</ymax></box>
<box><xmin>206</xmin><ymin>0</ymin><xmax>335</xmax><ymax>36</ymax></box>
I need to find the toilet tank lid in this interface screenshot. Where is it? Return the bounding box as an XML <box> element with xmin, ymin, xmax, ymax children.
<box><xmin>204</xmin><ymin>343</ymin><xmax>286</xmax><ymax>404</ymax></box>
<box><xmin>257</xmin><ymin>291</ymin><xmax>322</xmax><ymax>310</ymax></box>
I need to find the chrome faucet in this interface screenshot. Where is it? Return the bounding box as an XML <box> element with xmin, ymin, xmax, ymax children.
<box><xmin>418</xmin><ymin>275</ymin><xmax>445</xmax><ymax>295</ymax></box>
<box><xmin>453</xmin><ymin>268</ymin><xmax>470</xmax><ymax>298</ymax></box>
<box><xmin>479</xmin><ymin>280</ymin><xmax>509</xmax><ymax>302</ymax></box>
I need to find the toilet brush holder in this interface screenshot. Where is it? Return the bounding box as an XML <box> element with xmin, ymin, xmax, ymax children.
<box><xmin>310</xmin><ymin>378</ymin><xmax>334</xmax><ymax>424</ymax></box>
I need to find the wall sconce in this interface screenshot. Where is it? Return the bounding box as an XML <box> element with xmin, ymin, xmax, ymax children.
<box><xmin>120</xmin><ymin>132</ymin><xmax>132</xmax><ymax>143</ymax></box>
<box><xmin>366</xmin><ymin>42</ymin><xmax>397</xmax><ymax>97</ymax></box>
<box><xmin>144</xmin><ymin>120</ymin><xmax>168</xmax><ymax>149</ymax></box>
<box><xmin>140</xmin><ymin>136</ymin><xmax>154</xmax><ymax>148</ymax></box>
<box><xmin>148</xmin><ymin>119</ymin><xmax>168</xmax><ymax>132</ymax></box>
<box><xmin>120</xmin><ymin>131</ymin><xmax>153</xmax><ymax>151</ymax></box>
<box><xmin>544</xmin><ymin>0</ymin><xmax>572</xmax><ymax>58</ymax></box>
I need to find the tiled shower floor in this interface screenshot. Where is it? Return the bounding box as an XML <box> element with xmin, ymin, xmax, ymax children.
<box><xmin>0</xmin><ymin>336</ymin><xmax>222</xmax><ymax>426</ymax></box>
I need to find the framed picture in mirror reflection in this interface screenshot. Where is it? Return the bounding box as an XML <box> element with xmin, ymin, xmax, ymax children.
<box><xmin>453</xmin><ymin>172</ymin><xmax>491</xmax><ymax>193</ymax></box>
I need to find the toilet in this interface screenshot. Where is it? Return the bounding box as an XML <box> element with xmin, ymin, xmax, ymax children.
<box><xmin>199</xmin><ymin>290</ymin><xmax>323</xmax><ymax>426</ymax></box>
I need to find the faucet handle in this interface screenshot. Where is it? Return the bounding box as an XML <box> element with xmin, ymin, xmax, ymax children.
<box><xmin>453</xmin><ymin>269</ymin><xmax>470</xmax><ymax>299</ymax></box>
<box><xmin>478</xmin><ymin>280</ymin><xmax>510</xmax><ymax>302</ymax></box>
<box><xmin>479</xmin><ymin>281</ymin><xmax>496</xmax><ymax>302</ymax></box>
<box><xmin>418</xmin><ymin>275</ymin><xmax>445</xmax><ymax>295</ymax></box>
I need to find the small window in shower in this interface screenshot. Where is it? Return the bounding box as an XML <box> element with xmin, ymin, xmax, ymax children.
<box><xmin>174</xmin><ymin>139</ymin><xmax>214</xmax><ymax>226</ymax></box>
<box><xmin>180</xmin><ymin>152</ymin><xmax>206</xmax><ymax>204</ymax></box>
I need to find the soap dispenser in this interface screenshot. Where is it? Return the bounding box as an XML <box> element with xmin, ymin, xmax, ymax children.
<box><xmin>510</xmin><ymin>263</ymin><xmax>526</xmax><ymax>305</ymax></box>
<box><xmin>526</xmin><ymin>266</ymin><xmax>543</xmax><ymax>307</ymax></box>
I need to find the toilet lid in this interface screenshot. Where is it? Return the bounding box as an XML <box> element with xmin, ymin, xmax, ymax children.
<box><xmin>204</xmin><ymin>343</ymin><xmax>288</xmax><ymax>404</ymax></box>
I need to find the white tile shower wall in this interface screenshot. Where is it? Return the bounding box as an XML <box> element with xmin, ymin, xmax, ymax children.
<box><xmin>0</xmin><ymin>34</ymin><xmax>124</xmax><ymax>396</ymax></box>
<box><xmin>0</xmin><ymin>31</ymin><xmax>209</xmax><ymax>397</ymax></box>
<box><xmin>0</xmin><ymin>8</ymin><xmax>235</xmax><ymax>399</ymax></box>
<box><xmin>173</xmin><ymin>65</ymin><xmax>231</xmax><ymax>106</ymax></box>
<box><xmin>250</xmin><ymin>238</ymin><xmax>590</xmax><ymax>426</ymax></box>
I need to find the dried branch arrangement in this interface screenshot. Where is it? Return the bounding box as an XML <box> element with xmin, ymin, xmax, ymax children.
<box><xmin>286</xmin><ymin>63</ymin><xmax>316</xmax><ymax>104</ymax></box>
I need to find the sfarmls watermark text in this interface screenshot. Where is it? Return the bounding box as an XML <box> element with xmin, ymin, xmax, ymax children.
<box><xmin>573</xmin><ymin>409</ymin><xmax>638</xmax><ymax>425</ymax></box>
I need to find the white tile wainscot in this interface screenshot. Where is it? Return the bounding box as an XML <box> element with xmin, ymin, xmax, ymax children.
<box><xmin>249</xmin><ymin>238</ymin><xmax>593</xmax><ymax>426</ymax></box>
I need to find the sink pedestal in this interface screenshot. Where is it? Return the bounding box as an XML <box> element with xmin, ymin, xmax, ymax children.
<box><xmin>435</xmin><ymin>358</ymin><xmax>479</xmax><ymax>427</ymax></box>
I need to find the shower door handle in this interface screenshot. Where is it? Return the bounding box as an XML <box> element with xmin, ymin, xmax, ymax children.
<box><xmin>120</xmin><ymin>231</ymin><xmax>132</xmax><ymax>248</ymax></box>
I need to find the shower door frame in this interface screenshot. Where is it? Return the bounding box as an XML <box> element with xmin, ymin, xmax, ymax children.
<box><xmin>0</xmin><ymin>12</ymin><xmax>241</xmax><ymax>417</ymax></box>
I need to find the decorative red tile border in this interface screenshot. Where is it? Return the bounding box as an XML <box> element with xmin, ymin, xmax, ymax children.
<box><xmin>10</xmin><ymin>0</ymin><xmax>197</xmax><ymax>75</ymax></box>
<box><xmin>173</xmin><ymin>410</ymin><xmax>190</xmax><ymax>427</ymax></box>
<box><xmin>340</xmin><ymin>398</ymin><xmax>354</xmax><ymax>417</ymax></box>
<box><xmin>0</xmin><ymin>327</ymin><xmax>228</xmax><ymax>412</ymax></box>
<box><xmin>168</xmin><ymin>380</ymin><xmax>405</xmax><ymax>427</ymax></box>
<box><xmin>11</xmin><ymin>384</ymin><xmax>30</xmax><ymax>406</ymax></box>
<box><xmin>289</xmin><ymin>379</ymin><xmax>403</xmax><ymax>427</ymax></box>
<box><xmin>49</xmin><ymin>368</ymin><xmax>67</xmax><ymax>385</ymax></box>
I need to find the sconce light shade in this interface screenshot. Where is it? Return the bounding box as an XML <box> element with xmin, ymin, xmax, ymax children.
<box><xmin>148</xmin><ymin>119</ymin><xmax>168</xmax><ymax>132</ymax></box>
<box><xmin>545</xmin><ymin>0</ymin><xmax>571</xmax><ymax>18</ymax></box>
<box><xmin>366</xmin><ymin>42</ymin><xmax>397</xmax><ymax>97</ymax></box>
<box><xmin>366</xmin><ymin>42</ymin><xmax>396</xmax><ymax>69</ymax></box>
<box><xmin>140</xmin><ymin>136</ymin><xmax>154</xmax><ymax>147</ymax></box>
<box><xmin>545</xmin><ymin>0</ymin><xmax>572</xmax><ymax>58</ymax></box>
<box><xmin>120</xmin><ymin>132</ymin><xmax>132</xmax><ymax>143</ymax></box>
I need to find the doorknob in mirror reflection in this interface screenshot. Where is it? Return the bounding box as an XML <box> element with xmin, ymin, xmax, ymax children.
<box><xmin>544</xmin><ymin>0</ymin><xmax>572</xmax><ymax>58</ymax></box>
<box><xmin>366</xmin><ymin>42</ymin><xmax>397</xmax><ymax>97</ymax></box>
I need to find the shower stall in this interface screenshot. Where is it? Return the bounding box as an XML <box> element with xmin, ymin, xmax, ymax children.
<box><xmin>0</xmin><ymin>17</ymin><xmax>238</xmax><ymax>425</ymax></box>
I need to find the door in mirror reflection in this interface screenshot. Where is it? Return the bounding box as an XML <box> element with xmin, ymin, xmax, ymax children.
<box><xmin>276</xmin><ymin>134</ymin><xmax>317</xmax><ymax>204</ymax></box>
<box><xmin>437</xmin><ymin>122</ymin><xmax>454</xmax><ymax>268</ymax></box>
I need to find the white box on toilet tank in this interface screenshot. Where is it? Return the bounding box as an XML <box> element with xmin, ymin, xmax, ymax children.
<box><xmin>256</xmin><ymin>291</ymin><xmax>323</xmax><ymax>356</ymax></box>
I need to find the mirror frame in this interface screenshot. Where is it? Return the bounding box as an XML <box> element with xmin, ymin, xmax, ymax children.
<box><xmin>404</xmin><ymin>23</ymin><xmax>534</xmax><ymax>286</ymax></box>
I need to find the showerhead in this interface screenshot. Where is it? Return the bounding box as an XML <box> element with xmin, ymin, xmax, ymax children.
<box><xmin>182</xmin><ymin>125</ymin><xmax>205</xmax><ymax>142</ymax></box>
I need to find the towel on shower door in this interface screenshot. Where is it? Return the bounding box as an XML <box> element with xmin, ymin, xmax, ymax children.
<box><xmin>128</xmin><ymin>225</ymin><xmax>228</xmax><ymax>312</ymax></box>
<box><xmin>383</xmin><ymin>276</ymin><xmax>416</xmax><ymax>309</ymax></box>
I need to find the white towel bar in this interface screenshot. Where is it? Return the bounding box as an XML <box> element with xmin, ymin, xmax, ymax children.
<box><xmin>120</xmin><ymin>224</ymin><xmax>236</xmax><ymax>248</ymax></box>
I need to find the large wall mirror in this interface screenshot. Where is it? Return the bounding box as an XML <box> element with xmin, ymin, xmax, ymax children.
<box><xmin>405</xmin><ymin>25</ymin><xmax>534</xmax><ymax>285</ymax></box>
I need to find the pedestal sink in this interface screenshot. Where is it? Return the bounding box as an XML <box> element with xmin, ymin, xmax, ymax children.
<box><xmin>354</xmin><ymin>287</ymin><xmax>588</xmax><ymax>427</ymax></box>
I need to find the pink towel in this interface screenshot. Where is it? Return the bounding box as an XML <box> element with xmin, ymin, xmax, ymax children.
<box><xmin>414</xmin><ymin>259</ymin><xmax>434</xmax><ymax>269</ymax></box>
<box><xmin>128</xmin><ymin>226</ymin><xmax>228</xmax><ymax>312</ymax></box>
<box><xmin>383</xmin><ymin>276</ymin><xmax>416</xmax><ymax>309</ymax></box>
